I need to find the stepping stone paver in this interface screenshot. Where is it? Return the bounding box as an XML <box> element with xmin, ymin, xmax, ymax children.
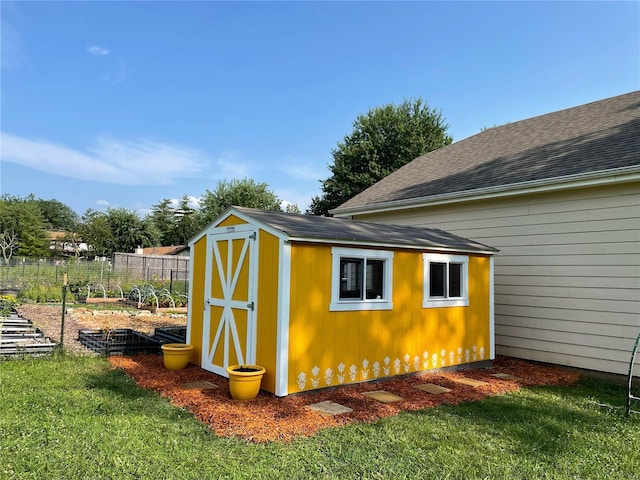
<box><xmin>362</xmin><ymin>390</ymin><xmax>404</xmax><ymax>403</ymax></box>
<box><xmin>490</xmin><ymin>373</ymin><xmax>522</xmax><ymax>381</ymax></box>
<box><xmin>181</xmin><ymin>381</ymin><xmax>218</xmax><ymax>390</ymax></box>
<box><xmin>414</xmin><ymin>383</ymin><xmax>452</xmax><ymax>394</ymax></box>
<box><xmin>307</xmin><ymin>400</ymin><xmax>353</xmax><ymax>416</ymax></box>
<box><xmin>450</xmin><ymin>377</ymin><xmax>489</xmax><ymax>387</ymax></box>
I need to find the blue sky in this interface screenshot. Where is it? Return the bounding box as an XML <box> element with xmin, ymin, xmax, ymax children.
<box><xmin>1</xmin><ymin>1</ymin><xmax>638</xmax><ymax>216</ymax></box>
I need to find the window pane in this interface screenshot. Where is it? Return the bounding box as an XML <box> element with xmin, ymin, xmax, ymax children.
<box><xmin>449</xmin><ymin>263</ymin><xmax>462</xmax><ymax>297</ymax></box>
<box><xmin>429</xmin><ymin>262</ymin><xmax>446</xmax><ymax>297</ymax></box>
<box><xmin>365</xmin><ymin>260</ymin><xmax>385</xmax><ymax>299</ymax></box>
<box><xmin>339</xmin><ymin>258</ymin><xmax>363</xmax><ymax>299</ymax></box>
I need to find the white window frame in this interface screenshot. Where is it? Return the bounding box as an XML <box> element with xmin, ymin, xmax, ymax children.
<box><xmin>423</xmin><ymin>253</ymin><xmax>469</xmax><ymax>308</ymax></box>
<box><xmin>330</xmin><ymin>247</ymin><xmax>393</xmax><ymax>311</ymax></box>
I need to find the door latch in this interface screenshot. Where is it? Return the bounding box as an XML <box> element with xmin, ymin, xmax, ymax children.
<box><xmin>247</xmin><ymin>301</ymin><xmax>255</xmax><ymax>311</ymax></box>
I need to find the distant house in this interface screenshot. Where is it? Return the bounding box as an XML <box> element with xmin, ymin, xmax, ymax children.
<box><xmin>137</xmin><ymin>245</ymin><xmax>189</xmax><ymax>256</ymax></box>
<box><xmin>48</xmin><ymin>231</ymin><xmax>88</xmax><ymax>256</ymax></box>
<box><xmin>332</xmin><ymin>91</ymin><xmax>640</xmax><ymax>376</ymax></box>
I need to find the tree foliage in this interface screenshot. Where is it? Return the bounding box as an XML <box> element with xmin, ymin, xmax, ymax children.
<box><xmin>0</xmin><ymin>195</ymin><xmax>50</xmax><ymax>259</ymax></box>
<box><xmin>309</xmin><ymin>98</ymin><xmax>452</xmax><ymax>215</ymax></box>
<box><xmin>198</xmin><ymin>178</ymin><xmax>282</xmax><ymax>226</ymax></box>
<box><xmin>4</xmin><ymin>177</ymin><xmax>287</xmax><ymax>259</ymax></box>
<box><xmin>81</xmin><ymin>208</ymin><xmax>158</xmax><ymax>257</ymax></box>
<box><xmin>150</xmin><ymin>199</ymin><xmax>177</xmax><ymax>246</ymax></box>
<box><xmin>173</xmin><ymin>195</ymin><xmax>201</xmax><ymax>245</ymax></box>
<box><xmin>35</xmin><ymin>198</ymin><xmax>80</xmax><ymax>231</ymax></box>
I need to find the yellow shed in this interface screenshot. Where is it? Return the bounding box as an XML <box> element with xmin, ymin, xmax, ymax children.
<box><xmin>187</xmin><ymin>206</ymin><xmax>498</xmax><ymax>397</ymax></box>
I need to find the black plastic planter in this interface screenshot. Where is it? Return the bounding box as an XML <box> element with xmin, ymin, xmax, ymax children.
<box><xmin>78</xmin><ymin>328</ymin><xmax>162</xmax><ymax>356</ymax></box>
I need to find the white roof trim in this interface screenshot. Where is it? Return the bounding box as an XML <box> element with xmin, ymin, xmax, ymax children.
<box><xmin>331</xmin><ymin>166</ymin><xmax>640</xmax><ymax>218</ymax></box>
<box><xmin>286</xmin><ymin>235</ymin><xmax>497</xmax><ymax>256</ymax></box>
<box><xmin>188</xmin><ymin>207</ymin><xmax>289</xmax><ymax>246</ymax></box>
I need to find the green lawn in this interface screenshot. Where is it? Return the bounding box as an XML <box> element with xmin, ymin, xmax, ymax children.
<box><xmin>0</xmin><ymin>355</ymin><xmax>638</xmax><ymax>479</ymax></box>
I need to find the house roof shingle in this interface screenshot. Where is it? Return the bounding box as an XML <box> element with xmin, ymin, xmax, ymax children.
<box><xmin>232</xmin><ymin>206</ymin><xmax>497</xmax><ymax>254</ymax></box>
<box><xmin>140</xmin><ymin>245</ymin><xmax>188</xmax><ymax>256</ymax></box>
<box><xmin>333</xmin><ymin>91</ymin><xmax>640</xmax><ymax>214</ymax></box>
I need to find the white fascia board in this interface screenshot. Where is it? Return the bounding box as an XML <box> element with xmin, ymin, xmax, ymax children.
<box><xmin>286</xmin><ymin>236</ymin><xmax>497</xmax><ymax>256</ymax></box>
<box><xmin>221</xmin><ymin>208</ymin><xmax>290</xmax><ymax>241</ymax></box>
<box><xmin>332</xmin><ymin>167</ymin><xmax>640</xmax><ymax>218</ymax></box>
<box><xmin>189</xmin><ymin>207</ymin><xmax>290</xmax><ymax>244</ymax></box>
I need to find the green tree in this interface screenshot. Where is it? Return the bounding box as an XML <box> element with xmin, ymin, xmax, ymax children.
<box><xmin>284</xmin><ymin>203</ymin><xmax>302</xmax><ymax>214</ymax></box>
<box><xmin>173</xmin><ymin>195</ymin><xmax>200</xmax><ymax>245</ymax></box>
<box><xmin>309</xmin><ymin>98</ymin><xmax>452</xmax><ymax>215</ymax></box>
<box><xmin>80</xmin><ymin>210</ymin><xmax>113</xmax><ymax>257</ymax></box>
<box><xmin>82</xmin><ymin>208</ymin><xmax>159</xmax><ymax>257</ymax></box>
<box><xmin>198</xmin><ymin>178</ymin><xmax>282</xmax><ymax>226</ymax></box>
<box><xmin>35</xmin><ymin>198</ymin><xmax>80</xmax><ymax>231</ymax></box>
<box><xmin>105</xmin><ymin>208</ymin><xmax>158</xmax><ymax>255</ymax></box>
<box><xmin>149</xmin><ymin>199</ymin><xmax>177</xmax><ymax>246</ymax></box>
<box><xmin>149</xmin><ymin>195</ymin><xmax>200</xmax><ymax>246</ymax></box>
<box><xmin>0</xmin><ymin>195</ymin><xmax>50</xmax><ymax>259</ymax></box>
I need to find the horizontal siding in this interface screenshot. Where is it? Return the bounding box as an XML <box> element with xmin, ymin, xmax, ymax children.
<box><xmin>497</xmin><ymin>315</ymin><xmax>638</xmax><ymax>338</ymax></box>
<box><xmin>496</xmin><ymin>335</ymin><xmax>632</xmax><ymax>364</ymax></box>
<box><xmin>496</xmin><ymin>274</ymin><xmax>640</xmax><ymax>289</ymax></box>
<box><xmin>498</xmin><ymin>345</ymin><xmax>627</xmax><ymax>375</ymax></box>
<box><xmin>496</xmin><ymin>304</ymin><xmax>637</xmax><ymax>327</ymax></box>
<box><xmin>497</xmin><ymin>284</ymin><xmax>639</xmax><ymax>302</ymax></box>
<box><xmin>496</xmin><ymin>324</ymin><xmax>633</xmax><ymax>355</ymax></box>
<box><xmin>495</xmin><ymin>264</ymin><xmax>638</xmax><ymax>277</ymax></box>
<box><xmin>354</xmin><ymin>181</ymin><xmax>640</xmax><ymax>375</ymax></box>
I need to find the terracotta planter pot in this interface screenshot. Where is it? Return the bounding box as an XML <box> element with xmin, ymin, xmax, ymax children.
<box><xmin>226</xmin><ymin>365</ymin><xmax>266</xmax><ymax>401</ymax></box>
<box><xmin>161</xmin><ymin>343</ymin><xmax>193</xmax><ymax>370</ymax></box>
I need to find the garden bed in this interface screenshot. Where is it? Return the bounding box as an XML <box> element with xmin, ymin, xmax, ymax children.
<box><xmin>153</xmin><ymin>326</ymin><xmax>187</xmax><ymax>343</ymax></box>
<box><xmin>0</xmin><ymin>314</ymin><xmax>57</xmax><ymax>357</ymax></box>
<box><xmin>78</xmin><ymin>328</ymin><xmax>162</xmax><ymax>356</ymax></box>
<box><xmin>84</xmin><ymin>298</ymin><xmax>124</xmax><ymax>304</ymax></box>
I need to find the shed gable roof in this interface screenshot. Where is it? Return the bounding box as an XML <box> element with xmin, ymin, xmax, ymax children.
<box><xmin>333</xmin><ymin>91</ymin><xmax>640</xmax><ymax>214</ymax></box>
<box><xmin>231</xmin><ymin>207</ymin><xmax>497</xmax><ymax>254</ymax></box>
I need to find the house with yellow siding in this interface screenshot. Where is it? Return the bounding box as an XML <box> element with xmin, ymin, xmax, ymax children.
<box><xmin>187</xmin><ymin>206</ymin><xmax>497</xmax><ymax>397</ymax></box>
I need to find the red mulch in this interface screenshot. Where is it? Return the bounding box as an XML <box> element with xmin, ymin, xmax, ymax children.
<box><xmin>108</xmin><ymin>355</ymin><xmax>580</xmax><ymax>443</ymax></box>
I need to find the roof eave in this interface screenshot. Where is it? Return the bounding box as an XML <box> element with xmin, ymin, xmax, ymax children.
<box><xmin>287</xmin><ymin>235</ymin><xmax>498</xmax><ymax>256</ymax></box>
<box><xmin>188</xmin><ymin>206</ymin><xmax>290</xmax><ymax>246</ymax></box>
<box><xmin>331</xmin><ymin>166</ymin><xmax>640</xmax><ymax>218</ymax></box>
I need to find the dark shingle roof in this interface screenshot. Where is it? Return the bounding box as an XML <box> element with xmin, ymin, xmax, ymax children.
<box><xmin>233</xmin><ymin>207</ymin><xmax>497</xmax><ymax>254</ymax></box>
<box><xmin>334</xmin><ymin>91</ymin><xmax>640</xmax><ymax>213</ymax></box>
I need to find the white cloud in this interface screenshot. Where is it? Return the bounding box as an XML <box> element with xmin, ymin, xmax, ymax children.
<box><xmin>212</xmin><ymin>150</ymin><xmax>251</xmax><ymax>179</ymax></box>
<box><xmin>1</xmin><ymin>17</ymin><xmax>31</xmax><ymax>70</ymax></box>
<box><xmin>280</xmin><ymin>161</ymin><xmax>328</xmax><ymax>182</ymax></box>
<box><xmin>95</xmin><ymin>199</ymin><xmax>111</xmax><ymax>207</ymax></box>
<box><xmin>102</xmin><ymin>56</ymin><xmax>127</xmax><ymax>84</ymax></box>
<box><xmin>0</xmin><ymin>132</ymin><xmax>211</xmax><ymax>186</ymax></box>
<box><xmin>274</xmin><ymin>187</ymin><xmax>315</xmax><ymax>213</ymax></box>
<box><xmin>168</xmin><ymin>196</ymin><xmax>201</xmax><ymax>210</ymax></box>
<box><xmin>87</xmin><ymin>45</ymin><xmax>110</xmax><ymax>56</ymax></box>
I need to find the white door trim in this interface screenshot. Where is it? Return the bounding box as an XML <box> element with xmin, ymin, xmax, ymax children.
<box><xmin>202</xmin><ymin>227</ymin><xmax>257</xmax><ymax>377</ymax></box>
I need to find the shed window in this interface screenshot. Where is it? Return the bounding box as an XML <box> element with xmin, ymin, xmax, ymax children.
<box><xmin>423</xmin><ymin>253</ymin><xmax>469</xmax><ymax>308</ymax></box>
<box><xmin>331</xmin><ymin>247</ymin><xmax>393</xmax><ymax>311</ymax></box>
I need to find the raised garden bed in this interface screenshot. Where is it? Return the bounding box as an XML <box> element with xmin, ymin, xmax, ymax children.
<box><xmin>153</xmin><ymin>326</ymin><xmax>187</xmax><ymax>344</ymax></box>
<box><xmin>1</xmin><ymin>314</ymin><xmax>57</xmax><ymax>357</ymax></box>
<box><xmin>85</xmin><ymin>298</ymin><xmax>124</xmax><ymax>304</ymax></box>
<box><xmin>78</xmin><ymin>328</ymin><xmax>162</xmax><ymax>356</ymax></box>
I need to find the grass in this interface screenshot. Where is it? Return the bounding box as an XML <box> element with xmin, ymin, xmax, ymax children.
<box><xmin>0</xmin><ymin>355</ymin><xmax>639</xmax><ymax>479</ymax></box>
